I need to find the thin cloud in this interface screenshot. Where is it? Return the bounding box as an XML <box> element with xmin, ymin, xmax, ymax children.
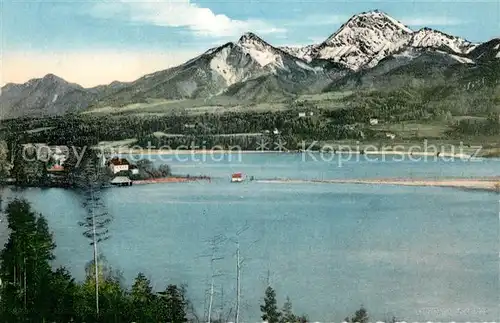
<box><xmin>89</xmin><ymin>0</ymin><xmax>285</xmax><ymax>38</ymax></box>
<box><xmin>401</xmin><ymin>16</ymin><xmax>465</xmax><ymax>26</ymax></box>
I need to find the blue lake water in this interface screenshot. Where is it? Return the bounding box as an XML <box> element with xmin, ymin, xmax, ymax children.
<box><xmin>1</xmin><ymin>154</ymin><xmax>499</xmax><ymax>321</ymax></box>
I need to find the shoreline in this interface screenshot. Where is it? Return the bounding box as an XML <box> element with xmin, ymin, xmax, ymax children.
<box><xmin>255</xmin><ymin>177</ymin><xmax>500</xmax><ymax>192</ymax></box>
<box><xmin>132</xmin><ymin>176</ymin><xmax>211</xmax><ymax>185</ymax></box>
<box><xmin>113</xmin><ymin>149</ymin><xmax>480</xmax><ymax>159</ymax></box>
<box><xmin>118</xmin><ymin>149</ymin><xmax>285</xmax><ymax>155</ymax></box>
<box><xmin>125</xmin><ymin>174</ymin><xmax>500</xmax><ymax>193</ymax></box>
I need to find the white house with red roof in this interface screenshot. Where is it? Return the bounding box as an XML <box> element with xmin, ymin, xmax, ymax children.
<box><xmin>107</xmin><ymin>157</ymin><xmax>130</xmax><ymax>174</ymax></box>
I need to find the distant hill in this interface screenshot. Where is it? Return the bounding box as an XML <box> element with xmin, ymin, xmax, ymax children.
<box><xmin>0</xmin><ymin>74</ymin><xmax>99</xmax><ymax>119</ymax></box>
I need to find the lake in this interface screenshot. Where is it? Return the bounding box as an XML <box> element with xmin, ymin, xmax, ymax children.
<box><xmin>1</xmin><ymin>153</ymin><xmax>499</xmax><ymax>322</ymax></box>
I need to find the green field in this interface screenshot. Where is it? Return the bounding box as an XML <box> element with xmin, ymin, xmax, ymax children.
<box><xmin>370</xmin><ymin>122</ymin><xmax>450</xmax><ymax>139</ymax></box>
<box><xmin>84</xmin><ymin>91</ymin><xmax>354</xmax><ymax>116</ymax></box>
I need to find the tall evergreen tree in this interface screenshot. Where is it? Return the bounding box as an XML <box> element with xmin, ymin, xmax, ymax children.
<box><xmin>281</xmin><ymin>296</ymin><xmax>297</xmax><ymax>323</ymax></box>
<box><xmin>76</xmin><ymin>150</ymin><xmax>112</xmax><ymax>318</ymax></box>
<box><xmin>261</xmin><ymin>286</ymin><xmax>281</xmax><ymax>323</ymax></box>
<box><xmin>77</xmin><ymin>255</ymin><xmax>127</xmax><ymax>323</ymax></box>
<box><xmin>0</xmin><ymin>199</ymin><xmax>56</xmax><ymax>322</ymax></box>
<box><xmin>62</xmin><ymin>146</ymin><xmax>82</xmax><ymax>187</ymax></box>
<box><xmin>130</xmin><ymin>272</ymin><xmax>156</xmax><ymax>322</ymax></box>
<box><xmin>157</xmin><ymin>284</ymin><xmax>188</xmax><ymax>322</ymax></box>
<box><xmin>46</xmin><ymin>267</ymin><xmax>78</xmax><ymax>323</ymax></box>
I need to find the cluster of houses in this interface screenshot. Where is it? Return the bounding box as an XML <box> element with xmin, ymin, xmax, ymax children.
<box><xmin>19</xmin><ymin>144</ymin><xmax>142</xmax><ymax>177</ymax></box>
<box><xmin>368</xmin><ymin>118</ymin><xmax>396</xmax><ymax>140</ymax></box>
<box><xmin>20</xmin><ymin>144</ymin><xmax>68</xmax><ymax>172</ymax></box>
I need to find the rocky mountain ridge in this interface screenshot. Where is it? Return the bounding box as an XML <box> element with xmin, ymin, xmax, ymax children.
<box><xmin>1</xmin><ymin>10</ymin><xmax>498</xmax><ymax>119</ymax></box>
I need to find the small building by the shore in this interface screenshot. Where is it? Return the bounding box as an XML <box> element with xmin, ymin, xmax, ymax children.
<box><xmin>107</xmin><ymin>157</ymin><xmax>130</xmax><ymax>174</ymax></box>
<box><xmin>231</xmin><ymin>173</ymin><xmax>244</xmax><ymax>183</ymax></box>
<box><xmin>110</xmin><ymin>176</ymin><xmax>132</xmax><ymax>186</ymax></box>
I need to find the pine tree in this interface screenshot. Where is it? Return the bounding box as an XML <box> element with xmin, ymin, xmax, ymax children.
<box><xmin>47</xmin><ymin>267</ymin><xmax>78</xmax><ymax>323</ymax></box>
<box><xmin>76</xmin><ymin>150</ymin><xmax>112</xmax><ymax>318</ymax></box>
<box><xmin>281</xmin><ymin>296</ymin><xmax>297</xmax><ymax>323</ymax></box>
<box><xmin>157</xmin><ymin>284</ymin><xmax>188</xmax><ymax>322</ymax></box>
<box><xmin>62</xmin><ymin>146</ymin><xmax>81</xmax><ymax>187</ymax></box>
<box><xmin>130</xmin><ymin>273</ymin><xmax>156</xmax><ymax>322</ymax></box>
<box><xmin>347</xmin><ymin>306</ymin><xmax>369</xmax><ymax>323</ymax></box>
<box><xmin>261</xmin><ymin>286</ymin><xmax>281</xmax><ymax>323</ymax></box>
<box><xmin>0</xmin><ymin>199</ymin><xmax>56</xmax><ymax>322</ymax></box>
<box><xmin>0</xmin><ymin>140</ymin><xmax>10</xmax><ymax>179</ymax></box>
<box><xmin>80</xmin><ymin>255</ymin><xmax>127</xmax><ymax>322</ymax></box>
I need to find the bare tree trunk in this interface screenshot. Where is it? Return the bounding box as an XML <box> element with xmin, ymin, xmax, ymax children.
<box><xmin>91</xmin><ymin>187</ymin><xmax>99</xmax><ymax>317</ymax></box>
<box><xmin>232</xmin><ymin>225</ymin><xmax>250</xmax><ymax>323</ymax></box>
<box><xmin>205</xmin><ymin>235</ymin><xmax>224</xmax><ymax>323</ymax></box>
<box><xmin>23</xmin><ymin>256</ymin><xmax>26</xmax><ymax>309</ymax></box>
<box><xmin>235</xmin><ymin>242</ymin><xmax>241</xmax><ymax>323</ymax></box>
<box><xmin>219</xmin><ymin>286</ymin><xmax>224</xmax><ymax>322</ymax></box>
<box><xmin>208</xmin><ymin>276</ymin><xmax>214</xmax><ymax>323</ymax></box>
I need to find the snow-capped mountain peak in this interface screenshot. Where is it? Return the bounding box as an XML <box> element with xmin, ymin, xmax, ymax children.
<box><xmin>199</xmin><ymin>32</ymin><xmax>319</xmax><ymax>88</ymax></box>
<box><xmin>238</xmin><ymin>32</ymin><xmax>264</xmax><ymax>45</ymax></box>
<box><xmin>236</xmin><ymin>32</ymin><xmax>286</xmax><ymax>69</ymax></box>
<box><xmin>366</xmin><ymin>10</ymin><xmax>413</xmax><ymax>33</ymax></box>
<box><xmin>325</xmin><ymin>10</ymin><xmax>413</xmax><ymax>43</ymax></box>
<box><xmin>410</xmin><ymin>27</ymin><xmax>475</xmax><ymax>54</ymax></box>
<box><xmin>279</xmin><ymin>10</ymin><xmax>487</xmax><ymax>70</ymax></box>
<box><xmin>311</xmin><ymin>10</ymin><xmax>413</xmax><ymax>69</ymax></box>
<box><xmin>206</xmin><ymin>43</ymin><xmax>263</xmax><ymax>86</ymax></box>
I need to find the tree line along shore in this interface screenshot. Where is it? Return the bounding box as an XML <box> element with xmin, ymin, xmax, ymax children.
<box><xmin>1</xmin><ymin>106</ymin><xmax>499</xmax><ymax>156</ymax></box>
<box><xmin>0</xmin><ymin>139</ymin><xmax>497</xmax><ymax>190</ymax></box>
<box><xmin>0</xmin><ymin>141</ymin><xmax>213</xmax><ymax>188</ymax></box>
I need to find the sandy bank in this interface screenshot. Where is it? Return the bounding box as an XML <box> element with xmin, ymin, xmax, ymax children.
<box><xmin>113</xmin><ymin>149</ymin><xmax>472</xmax><ymax>159</ymax></box>
<box><xmin>117</xmin><ymin>149</ymin><xmax>284</xmax><ymax>155</ymax></box>
<box><xmin>132</xmin><ymin>177</ymin><xmax>211</xmax><ymax>185</ymax></box>
<box><xmin>256</xmin><ymin>177</ymin><xmax>500</xmax><ymax>192</ymax></box>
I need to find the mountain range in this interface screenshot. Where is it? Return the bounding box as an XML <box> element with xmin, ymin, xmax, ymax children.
<box><xmin>1</xmin><ymin>10</ymin><xmax>499</xmax><ymax>119</ymax></box>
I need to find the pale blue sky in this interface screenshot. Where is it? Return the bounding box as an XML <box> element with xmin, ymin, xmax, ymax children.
<box><xmin>2</xmin><ymin>0</ymin><xmax>499</xmax><ymax>86</ymax></box>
